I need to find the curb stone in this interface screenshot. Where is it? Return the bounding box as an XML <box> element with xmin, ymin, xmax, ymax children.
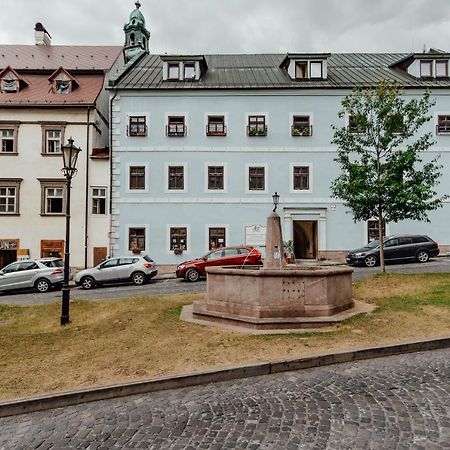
<box><xmin>0</xmin><ymin>335</ymin><xmax>449</xmax><ymax>418</ymax></box>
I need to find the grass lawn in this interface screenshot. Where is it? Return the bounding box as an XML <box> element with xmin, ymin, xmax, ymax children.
<box><xmin>0</xmin><ymin>273</ymin><xmax>449</xmax><ymax>401</ymax></box>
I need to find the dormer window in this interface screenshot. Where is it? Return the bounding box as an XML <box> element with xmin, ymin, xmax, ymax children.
<box><xmin>168</xmin><ymin>64</ymin><xmax>180</xmax><ymax>80</ymax></box>
<box><xmin>0</xmin><ymin>67</ymin><xmax>26</xmax><ymax>93</ymax></box>
<box><xmin>310</xmin><ymin>61</ymin><xmax>323</xmax><ymax>79</ymax></box>
<box><xmin>295</xmin><ymin>62</ymin><xmax>308</xmax><ymax>79</ymax></box>
<box><xmin>420</xmin><ymin>60</ymin><xmax>433</xmax><ymax>78</ymax></box>
<box><xmin>1</xmin><ymin>77</ymin><xmax>18</xmax><ymax>93</ymax></box>
<box><xmin>436</xmin><ymin>60</ymin><xmax>448</xmax><ymax>77</ymax></box>
<box><xmin>184</xmin><ymin>64</ymin><xmax>195</xmax><ymax>80</ymax></box>
<box><xmin>49</xmin><ymin>68</ymin><xmax>78</xmax><ymax>95</ymax></box>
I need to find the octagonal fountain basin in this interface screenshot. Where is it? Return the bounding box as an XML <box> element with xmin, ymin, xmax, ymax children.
<box><xmin>182</xmin><ymin>265</ymin><xmax>374</xmax><ymax>333</ymax></box>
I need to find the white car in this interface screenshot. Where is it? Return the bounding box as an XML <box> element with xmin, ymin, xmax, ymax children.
<box><xmin>75</xmin><ymin>255</ymin><xmax>158</xmax><ymax>289</ymax></box>
<box><xmin>0</xmin><ymin>259</ymin><xmax>65</xmax><ymax>294</ymax></box>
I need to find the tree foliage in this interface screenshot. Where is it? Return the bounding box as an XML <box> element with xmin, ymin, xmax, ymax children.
<box><xmin>331</xmin><ymin>81</ymin><xmax>447</xmax><ymax>271</ymax></box>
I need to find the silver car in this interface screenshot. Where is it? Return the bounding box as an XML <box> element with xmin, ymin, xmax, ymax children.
<box><xmin>0</xmin><ymin>259</ymin><xmax>65</xmax><ymax>294</ymax></box>
<box><xmin>75</xmin><ymin>255</ymin><xmax>158</xmax><ymax>289</ymax></box>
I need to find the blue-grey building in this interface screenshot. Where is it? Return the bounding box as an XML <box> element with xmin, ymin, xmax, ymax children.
<box><xmin>108</xmin><ymin>4</ymin><xmax>450</xmax><ymax>266</ymax></box>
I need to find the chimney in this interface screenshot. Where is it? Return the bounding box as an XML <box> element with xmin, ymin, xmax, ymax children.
<box><xmin>34</xmin><ymin>23</ymin><xmax>52</xmax><ymax>46</ymax></box>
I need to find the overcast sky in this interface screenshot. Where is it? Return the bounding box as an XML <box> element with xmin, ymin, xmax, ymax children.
<box><xmin>1</xmin><ymin>0</ymin><xmax>450</xmax><ymax>54</ymax></box>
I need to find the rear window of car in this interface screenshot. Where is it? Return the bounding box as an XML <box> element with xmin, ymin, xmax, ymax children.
<box><xmin>143</xmin><ymin>255</ymin><xmax>154</xmax><ymax>263</ymax></box>
<box><xmin>412</xmin><ymin>236</ymin><xmax>429</xmax><ymax>243</ymax></box>
<box><xmin>41</xmin><ymin>259</ymin><xmax>63</xmax><ymax>268</ymax></box>
<box><xmin>238</xmin><ymin>248</ymin><xmax>250</xmax><ymax>254</ymax></box>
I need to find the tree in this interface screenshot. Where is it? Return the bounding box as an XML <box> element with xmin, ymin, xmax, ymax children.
<box><xmin>331</xmin><ymin>81</ymin><xmax>447</xmax><ymax>272</ymax></box>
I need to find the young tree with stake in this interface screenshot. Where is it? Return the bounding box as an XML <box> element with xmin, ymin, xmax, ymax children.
<box><xmin>331</xmin><ymin>81</ymin><xmax>447</xmax><ymax>272</ymax></box>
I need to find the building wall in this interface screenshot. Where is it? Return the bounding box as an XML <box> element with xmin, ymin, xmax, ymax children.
<box><xmin>110</xmin><ymin>89</ymin><xmax>450</xmax><ymax>264</ymax></box>
<box><xmin>0</xmin><ymin>108</ymin><xmax>110</xmax><ymax>268</ymax></box>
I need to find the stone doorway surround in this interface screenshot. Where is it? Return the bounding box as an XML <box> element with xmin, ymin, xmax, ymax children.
<box><xmin>283</xmin><ymin>208</ymin><xmax>327</xmax><ymax>260</ymax></box>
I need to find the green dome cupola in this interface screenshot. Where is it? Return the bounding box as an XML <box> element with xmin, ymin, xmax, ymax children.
<box><xmin>123</xmin><ymin>1</ymin><xmax>150</xmax><ymax>63</ymax></box>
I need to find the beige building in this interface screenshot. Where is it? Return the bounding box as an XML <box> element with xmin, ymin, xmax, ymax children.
<box><xmin>0</xmin><ymin>24</ymin><xmax>122</xmax><ymax>268</ymax></box>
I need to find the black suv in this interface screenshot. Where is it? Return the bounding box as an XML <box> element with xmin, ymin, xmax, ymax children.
<box><xmin>346</xmin><ymin>235</ymin><xmax>440</xmax><ymax>267</ymax></box>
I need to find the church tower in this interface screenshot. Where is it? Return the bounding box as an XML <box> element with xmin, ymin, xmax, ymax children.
<box><xmin>123</xmin><ymin>1</ymin><xmax>150</xmax><ymax>63</ymax></box>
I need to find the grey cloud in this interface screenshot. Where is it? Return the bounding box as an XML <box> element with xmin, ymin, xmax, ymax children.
<box><xmin>0</xmin><ymin>0</ymin><xmax>450</xmax><ymax>55</ymax></box>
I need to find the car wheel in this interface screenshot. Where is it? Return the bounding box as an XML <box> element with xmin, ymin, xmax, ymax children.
<box><xmin>416</xmin><ymin>251</ymin><xmax>429</xmax><ymax>263</ymax></box>
<box><xmin>81</xmin><ymin>276</ymin><xmax>95</xmax><ymax>290</ymax></box>
<box><xmin>185</xmin><ymin>268</ymin><xmax>200</xmax><ymax>282</ymax></box>
<box><xmin>35</xmin><ymin>278</ymin><xmax>50</xmax><ymax>293</ymax></box>
<box><xmin>131</xmin><ymin>271</ymin><xmax>146</xmax><ymax>286</ymax></box>
<box><xmin>364</xmin><ymin>255</ymin><xmax>378</xmax><ymax>267</ymax></box>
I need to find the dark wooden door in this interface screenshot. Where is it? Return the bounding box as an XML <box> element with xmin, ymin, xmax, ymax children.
<box><xmin>93</xmin><ymin>247</ymin><xmax>107</xmax><ymax>267</ymax></box>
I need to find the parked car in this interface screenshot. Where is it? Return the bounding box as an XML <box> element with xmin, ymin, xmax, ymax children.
<box><xmin>0</xmin><ymin>259</ymin><xmax>65</xmax><ymax>294</ymax></box>
<box><xmin>346</xmin><ymin>235</ymin><xmax>439</xmax><ymax>267</ymax></box>
<box><xmin>176</xmin><ymin>245</ymin><xmax>262</xmax><ymax>282</ymax></box>
<box><xmin>75</xmin><ymin>255</ymin><xmax>158</xmax><ymax>289</ymax></box>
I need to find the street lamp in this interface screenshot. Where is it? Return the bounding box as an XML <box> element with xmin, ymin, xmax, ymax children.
<box><xmin>272</xmin><ymin>192</ymin><xmax>280</xmax><ymax>213</ymax></box>
<box><xmin>60</xmin><ymin>137</ymin><xmax>81</xmax><ymax>325</ymax></box>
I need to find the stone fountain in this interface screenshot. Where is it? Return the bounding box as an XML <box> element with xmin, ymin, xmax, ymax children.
<box><xmin>181</xmin><ymin>207</ymin><xmax>373</xmax><ymax>333</ymax></box>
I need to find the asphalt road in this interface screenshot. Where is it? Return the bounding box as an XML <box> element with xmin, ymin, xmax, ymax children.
<box><xmin>0</xmin><ymin>349</ymin><xmax>448</xmax><ymax>449</ymax></box>
<box><xmin>0</xmin><ymin>258</ymin><xmax>449</xmax><ymax>306</ymax></box>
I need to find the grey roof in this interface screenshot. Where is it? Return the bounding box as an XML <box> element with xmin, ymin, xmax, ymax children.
<box><xmin>110</xmin><ymin>53</ymin><xmax>450</xmax><ymax>90</ymax></box>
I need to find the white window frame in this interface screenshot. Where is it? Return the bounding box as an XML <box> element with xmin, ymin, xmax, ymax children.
<box><xmin>364</xmin><ymin>219</ymin><xmax>390</xmax><ymax>245</ymax></box>
<box><xmin>0</xmin><ymin>181</ymin><xmax>20</xmax><ymax>215</ymax></box>
<box><xmin>125</xmin><ymin>224</ymin><xmax>149</xmax><ymax>254</ymax></box>
<box><xmin>290</xmin><ymin>163</ymin><xmax>313</xmax><ymax>194</ymax></box>
<box><xmin>245</xmin><ymin>112</ymin><xmax>269</xmax><ymax>138</ymax></box>
<box><xmin>45</xmin><ymin>130</ymin><xmax>62</xmax><ymax>154</ymax></box>
<box><xmin>245</xmin><ymin>163</ymin><xmax>268</xmax><ymax>194</ymax></box>
<box><xmin>126</xmin><ymin>162</ymin><xmax>149</xmax><ymax>193</ymax></box>
<box><xmin>205</xmin><ymin>224</ymin><xmax>229</xmax><ymax>252</ymax></box>
<box><xmin>309</xmin><ymin>61</ymin><xmax>323</xmax><ymax>79</ymax></box>
<box><xmin>44</xmin><ymin>186</ymin><xmax>65</xmax><ymax>215</ymax></box>
<box><xmin>166</xmin><ymin>224</ymin><xmax>191</xmax><ymax>255</ymax></box>
<box><xmin>165</xmin><ymin>162</ymin><xmax>187</xmax><ymax>193</ymax></box>
<box><xmin>91</xmin><ymin>186</ymin><xmax>108</xmax><ymax>216</ymax></box>
<box><xmin>204</xmin><ymin>162</ymin><xmax>227</xmax><ymax>193</ymax></box>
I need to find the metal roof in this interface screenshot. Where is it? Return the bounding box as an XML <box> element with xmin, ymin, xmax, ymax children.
<box><xmin>110</xmin><ymin>53</ymin><xmax>450</xmax><ymax>90</ymax></box>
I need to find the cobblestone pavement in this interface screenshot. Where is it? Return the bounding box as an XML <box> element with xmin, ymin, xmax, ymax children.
<box><xmin>0</xmin><ymin>349</ymin><xmax>449</xmax><ymax>449</ymax></box>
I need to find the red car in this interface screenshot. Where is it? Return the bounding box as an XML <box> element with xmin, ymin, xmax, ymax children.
<box><xmin>176</xmin><ymin>245</ymin><xmax>262</xmax><ymax>282</ymax></box>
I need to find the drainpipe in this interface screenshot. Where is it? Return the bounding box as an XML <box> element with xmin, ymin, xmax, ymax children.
<box><xmin>109</xmin><ymin>90</ymin><xmax>118</xmax><ymax>258</ymax></box>
<box><xmin>84</xmin><ymin>107</ymin><xmax>91</xmax><ymax>269</ymax></box>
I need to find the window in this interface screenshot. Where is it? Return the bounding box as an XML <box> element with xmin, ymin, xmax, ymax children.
<box><xmin>128</xmin><ymin>116</ymin><xmax>147</xmax><ymax>137</ymax></box>
<box><xmin>348</xmin><ymin>115</ymin><xmax>365</xmax><ymax>134</ymax></box>
<box><xmin>167</xmin><ymin>116</ymin><xmax>186</xmax><ymax>137</ymax></box>
<box><xmin>39</xmin><ymin>179</ymin><xmax>66</xmax><ymax>215</ymax></box>
<box><xmin>248</xmin><ymin>167</ymin><xmax>265</xmax><ymax>191</ymax></box>
<box><xmin>209</xmin><ymin>228</ymin><xmax>226</xmax><ymax>250</ymax></box>
<box><xmin>168</xmin><ymin>64</ymin><xmax>180</xmax><ymax>80</ymax></box>
<box><xmin>1</xmin><ymin>76</ymin><xmax>18</xmax><ymax>93</ymax></box>
<box><xmin>100</xmin><ymin>258</ymin><xmax>119</xmax><ymax>269</ymax></box>
<box><xmin>184</xmin><ymin>64</ymin><xmax>195</xmax><ymax>80</ymax></box>
<box><xmin>129</xmin><ymin>166</ymin><xmax>146</xmax><ymax>190</ymax></box>
<box><xmin>41</xmin><ymin>125</ymin><xmax>65</xmax><ymax>155</ymax></box>
<box><xmin>310</xmin><ymin>61</ymin><xmax>323</xmax><ymax>78</ymax></box>
<box><xmin>1</xmin><ymin>129</ymin><xmax>14</xmax><ymax>153</ymax></box>
<box><xmin>129</xmin><ymin>228</ymin><xmax>145</xmax><ymax>251</ymax></box>
<box><xmin>295</xmin><ymin>62</ymin><xmax>308</xmax><ymax>79</ymax></box>
<box><xmin>52</xmin><ymin>72</ymin><xmax>72</xmax><ymax>94</ymax></box>
<box><xmin>0</xmin><ymin>179</ymin><xmax>21</xmax><ymax>214</ymax></box>
<box><xmin>420</xmin><ymin>60</ymin><xmax>433</xmax><ymax>77</ymax></box>
<box><xmin>367</xmin><ymin>219</ymin><xmax>385</xmax><ymax>243</ymax></box>
<box><xmin>208</xmin><ymin>166</ymin><xmax>224</xmax><ymax>190</ymax></box>
<box><xmin>248</xmin><ymin>115</ymin><xmax>267</xmax><ymax>136</ymax></box>
<box><xmin>170</xmin><ymin>227</ymin><xmax>187</xmax><ymax>251</ymax></box>
<box><xmin>293</xmin><ymin>166</ymin><xmax>310</xmax><ymax>191</ymax></box>
<box><xmin>92</xmin><ymin>187</ymin><xmax>107</xmax><ymax>215</ymax></box>
<box><xmin>292</xmin><ymin>116</ymin><xmax>312</xmax><ymax>136</ymax></box>
<box><xmin>207</xmin><ymin>116</ymin><xmax>226</xmax><ymax>136</ymax></box>
<box><xmin>168</xmin><ymin>166</ymin><xmax>184</xmax><ymax>190</ymax></box>
<box><xmin>436</xmin><ymin>61</ymin><xmax>448</xmax><ymax>77</ymax></box>
<box><xmin>437</xmin><ymin>115</ymin><xmax>450</xmax><ymax>134</ymax></box>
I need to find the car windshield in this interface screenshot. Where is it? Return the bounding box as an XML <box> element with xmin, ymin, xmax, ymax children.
<box><xmin>366</xmin><ymin>240</ymin><xmax>380</xmax><ymax>249</ymax></box>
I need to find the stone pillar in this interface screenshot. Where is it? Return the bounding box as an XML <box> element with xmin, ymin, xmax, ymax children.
<box><xmin>263</xmin><ymin>212</ymin><xmax>285</xmax><ymax>269</ymax></box>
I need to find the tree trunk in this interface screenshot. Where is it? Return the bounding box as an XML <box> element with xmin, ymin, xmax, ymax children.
<box><xmin>378</xmin><ymin>213</ymin><xmax>385</xmax><ymax>273</ymax></box>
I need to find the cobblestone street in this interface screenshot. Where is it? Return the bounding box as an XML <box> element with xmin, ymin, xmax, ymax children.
<box><xmin>0</xmin><ymin>349</ymin><xmax>449</xmax><ymax>449</ymax></box>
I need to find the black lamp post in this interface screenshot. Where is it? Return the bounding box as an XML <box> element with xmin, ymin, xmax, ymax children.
<box><xmin>60</xmin><ymin>137</ymin><xmax>81</xmax><ymax>325</ymax></box>
<box><xmin>272</xmin><ymin>192</ymin><xmax>280</xmax><ymax>213</ymax></box>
